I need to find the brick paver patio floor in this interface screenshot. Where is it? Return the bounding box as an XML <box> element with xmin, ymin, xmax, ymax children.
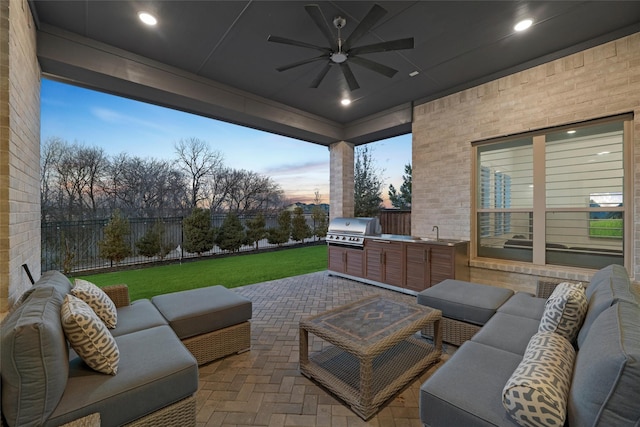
<box><xmin>196</xmin><ymin>271</ymin><xmax>455</xmax><ymax>427</ymax></box>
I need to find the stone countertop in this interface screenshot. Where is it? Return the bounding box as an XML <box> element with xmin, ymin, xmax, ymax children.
<box><xmin>365</xmin><ymin>234</ymin><xmax>468</xmax><ymax>247</ymax></box>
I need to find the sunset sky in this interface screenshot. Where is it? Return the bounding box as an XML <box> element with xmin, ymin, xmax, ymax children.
<box><xmin>41</xmin><ymin>78</ymin><xmax>411</xmax><ymax>205</ymax></box>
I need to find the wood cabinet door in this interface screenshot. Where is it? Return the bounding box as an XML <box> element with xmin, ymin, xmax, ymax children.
<box><xmin>383</xmin><ymin>244</ymin><xmax>404</xmax><ymax>287</ymax></box>
<box><xmin>345</xmin><ymin>249</ymin><xmax>364</xmax><ymax>277</ymax></box>
<box><xmin>328</xmin><ymin>246</ymin><xmax>346</xmax><ymax>273</ymax></box>
<box><xmin>429</xmin><ymin>245</ymin><xmax>455</xmax><ymax>286</ymax></box>
<box><xmin>405</xmin><ymin>243</ymin><xmax>429</xmax><ymax>292</ymax></box>
<box><xmin>365</xmin><ymin>244</ymin><xmax>383</xmax><ymax>282</ymax></box>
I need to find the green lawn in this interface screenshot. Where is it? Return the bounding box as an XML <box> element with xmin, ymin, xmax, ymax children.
<box><xmin>74</xmin><ymin>245</ymin><xmax>327</xmax><ymax>301</ymax></box>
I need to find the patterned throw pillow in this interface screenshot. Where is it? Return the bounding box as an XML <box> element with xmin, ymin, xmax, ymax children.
<box><xmin>503</xmin><ymin>331</ymin><xmax>576</xmax><ymax>427</ymax></box>
<box><xmin>538</xmin><ymin>282</ymin><xmax>587</xmax><ymax>342</ymax></box>
<box><xmin>60</xmin><ymin>294</ymin><xmax>120</xmax><ymax>375</ymax></box>
<box><xmin>72</xmin><ymin>279</ymin><xmax>117</xmax><ymax>328</ymax></box>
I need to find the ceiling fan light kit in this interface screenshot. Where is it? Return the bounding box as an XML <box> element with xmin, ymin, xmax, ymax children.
<box><xmin>267</xmin><ymin>3</ymin><xmax>414</xmax><ymax>91</ymax></box>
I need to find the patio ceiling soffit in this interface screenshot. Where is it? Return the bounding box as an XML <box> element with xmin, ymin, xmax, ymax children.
<box><xmin>36</xmin><ymin>25</ymin><xmax>412</xmax><ymax>147</ymax></box>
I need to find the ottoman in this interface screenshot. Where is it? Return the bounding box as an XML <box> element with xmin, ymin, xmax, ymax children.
<box><xmin>417</xmin><ymin>279</ymin><xmax>514</xmax><ymax>345</ymax></box>
<box><xmin>152</xmin><ymin>286</ymin><xmax>252</xmax><ymax>365</ymax></box>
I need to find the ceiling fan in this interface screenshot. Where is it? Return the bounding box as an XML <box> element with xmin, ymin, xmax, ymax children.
<box><xmin>267</xmin><ymin>3</ymin><xmax>414</xmax><ymax>91</ymax></box>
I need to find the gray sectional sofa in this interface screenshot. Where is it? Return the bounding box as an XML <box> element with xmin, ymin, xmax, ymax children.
<box><xmin>1</xmin><ymin>271</ymin><xmax>199</xmax><ymax>427</ymax></box>
<box><xmin>419</xmin><ymin>264</ymin><xmax>640</xmax><ymax>426</ymax></box>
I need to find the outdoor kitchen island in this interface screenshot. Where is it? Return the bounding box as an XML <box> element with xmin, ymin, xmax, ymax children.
<box><xmin>327</xmin><ymin>218</ymin><xmax>470</xmax><ymax>294</ymax></box>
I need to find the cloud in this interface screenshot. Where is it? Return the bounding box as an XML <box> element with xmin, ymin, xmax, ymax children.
<box><xmin>90</xmin><ymin>107</ymin><xmax>170</xmax><ymax>132</ymax></box>
<box><xmin>262</xmin><ymin>160</ymin><xmax>329</xmax><ymax>175</ymax></box>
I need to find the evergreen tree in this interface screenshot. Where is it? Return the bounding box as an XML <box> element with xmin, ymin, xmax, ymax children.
<box><xmin>183</xmin><ymin>208</ymin><xmax>215</xmax><ymax>255</ymax></box>
<box><xmin>136</xmin><ymin>221</ymin><xmax>174</xmax><ymax>259</ymax></box>
<box><xmin>245</xmin><ymin>212</ymin><xmax>267</xmax><ymax>250</ymax></box>
<box><xmin>311</xmin><ymin>205</ymin><xmax>328</xmax><ymax>240</ymax></box>
<box><xmin>388</xmin><ymin>163</ymin><xmax>412</xmax><ymax>209</ymax></box>
<box><xmin>291</xmin><ymin>206</ymin><xmax>312</xmax><ymax>242</ymax></box>
<box><xmin>215</xmin><ymin>212</ymin><xmax>246</xmax><ymax>253</ymax></box>
<box><xmin>267</xmin><ymin>210</ymin><xmax>291</xmax><ymax>246</ymax></box>
<box><xmin>98</xmin><ymin>209</ymin><xmax>132</xmax><ymax>265</ymax></box>
<box><xmin>354</xmin><ymin>146</ymin><xmax>384</xmax><ymax>217</ymax></box>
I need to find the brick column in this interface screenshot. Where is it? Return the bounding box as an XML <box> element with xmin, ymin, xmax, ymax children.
<box><xmin>329</xmin><ymin>141</ymin><xmax>354</xmax><ymax>219</ymax></box>
<box><xmin>1</xmin><ymin>0</ymin><xmax>41</xmax><ymax>317</ymax></box>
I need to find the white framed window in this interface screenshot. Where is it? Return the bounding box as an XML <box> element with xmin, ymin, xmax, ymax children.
<box><xmin>473</xmin><ymin>115</ymin><xmax>632</xmax><ymax>270</ymax></box>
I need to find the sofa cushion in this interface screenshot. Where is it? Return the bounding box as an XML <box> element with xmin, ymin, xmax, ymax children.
<box><xmin>110</xmin><ymin>299</ymin><xmax>168</xmax><ymax>337</ymax></box>
<box><xmin>72</xmin><ymin>279</ymin><xmax>118</xmax><ymax>328</ymax></box>
<box><xmin>503</xmin><ymin>331</ymin><xmax>576</xmax><ymax>427</ymax></box>
<box><xmin>420</xmin><ymin>340</ymin><xmax>523</xmax><ymax>427</ymax></box>
<box><xmin>417</xmin><ymin>279</ymin><xmax>514</xmax><ymax>326</ymax></box>
<box><xmin>471</xmin><ymin>312</ymin><xmax>541</xmax><ymax>356</ymax></box>
<box><xmin>46</xmin><ymin>325</ymin><xmax>198</xmax><ymax>426</ymax></box>
<box><xmin>151</xmin><ymin>285</ymin><xmax>252</xmax><ymax>339</ymax></box>
<box><xmin>1</xmin><ymin>285</ymin><xmax>69</xmax><ymax>427</ymax></box>
<box><xmin>577</xmin><ymin>264</ymin><xmax>637</xmax><ymax>348</ymax></box>
<box><xmin>497</xmin><ymin>292</ymin><xmax>546</xmax><ymax>320</ymax></box>
<box><xmin>568</xmin><ymin>300</ymin><xmax>640</xmax><ymax>427</ymax></box>
<box><xmin>36</xmin><ymin>270</ymin><xmax>73</xmax><ymax>296</ymax></box>
<box><xmin>538</xmin><ymin>282</ymin><xmax>587</xmax><ymax>342</ymax></box>
<box><xmin>61</xmin><ymin>294</ymin><xmax>120</xmax><ymax>375</ymax></box>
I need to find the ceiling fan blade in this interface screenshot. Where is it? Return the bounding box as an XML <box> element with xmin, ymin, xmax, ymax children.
<box><xmin>349</xmin><ymin>56</ymin><xmax>397</xmax><ymax>78</ymax></box>
<box><xmin>310</xmin><ymin>63</ymin><xmax>332</xmax><ymax>88</ymax></box>
<box><xmin>304</xmin><ymin>4</ymin><xmax>339</xmax><ymax>51</ymax></box>
<box><xmin>276</xmin><ymin>55</ymin><xmax>328</xmax><ymax>72</ymax></box>
<box><xmin>267</xmin><ymin>35</ymin><xmax>331</xmax><ymax>53</ymax></box>
<box><xmin>344</xmin><ymin>4</ymin><xmax>387</xmax><ymax>50</ymax></box>
<box><xmin>340</xmin><ymin>63</ymin><xmax>360</xmax><ymax>91</ymax></box>
<box><xmin>349</xmin><ymin>38</ymin><xmax>414</xmax><ymax>56</ymax></box>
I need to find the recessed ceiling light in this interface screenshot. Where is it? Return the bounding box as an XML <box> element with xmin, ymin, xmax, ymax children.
<box><xmin>341</xmin><ymin>98</ymin><xmax>351</xmax><ymax>106</ymax></box>
<box><xmin>514</xmin><ymin>19</ymin><xmax>533</xmax><ymax>32</ymax></box>
<box><xmin>138</xmin><ymin>12</ymin><xmax>157</xmax><ymax>26</ymax></box>
<box><xmin>597</xmin><ymin>151</ymin><xmax>610</xmax><ymax>156</ymax></box>
<box><xmin>409</xmin><ymin>71</ymin><xmax>419</xmax><ymax>77</ymax></box>
<box><xmin>567</xmin><ymin>130</ymin><xmax>576</xmax><ymax>134</ymax></box>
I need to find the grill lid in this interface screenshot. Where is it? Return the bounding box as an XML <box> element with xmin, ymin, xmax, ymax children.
<box><xmin>327</xmin><ymin>217</ymin><xmax>381</xmax><ymax>246</ymax></box>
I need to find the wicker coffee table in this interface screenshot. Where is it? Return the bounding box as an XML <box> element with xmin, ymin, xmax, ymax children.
<box><xmin>299</xmin><ymin>295</ymin><xmax>442</xmax><ymax>420</ymax></box>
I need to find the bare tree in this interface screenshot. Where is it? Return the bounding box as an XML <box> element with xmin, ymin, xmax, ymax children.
<box><xmin>174</xmin><ymin>138</ymin><xmax>224</xmax><ymax>208</ymax></box>
<box><xmin>224</xmin><ymin>169</ymin><xmax>283</xmax><ymax>214</ymax></box>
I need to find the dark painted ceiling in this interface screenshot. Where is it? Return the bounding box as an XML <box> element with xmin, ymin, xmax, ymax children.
<box><xmin>30</xmin><ymin>1</ymin><xmax>640</xmax><ymax>140</ymax></box>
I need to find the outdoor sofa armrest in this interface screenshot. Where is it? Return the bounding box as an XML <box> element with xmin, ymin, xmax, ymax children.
<box><xmin>102</xmin><ymin>284</ymin><xmax>131</xmax><ymax>307</ymax></box>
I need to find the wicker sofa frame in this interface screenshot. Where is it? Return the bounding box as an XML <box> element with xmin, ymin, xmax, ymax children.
<box><xmin>104</xmin><ymin>284</ymin><xmax>251</xmax><ymax>367</ymax></box>
<box><xmin>421</xmin><ymin>278</ymin><xmax>573</xmax><ymax>346</ymax></box>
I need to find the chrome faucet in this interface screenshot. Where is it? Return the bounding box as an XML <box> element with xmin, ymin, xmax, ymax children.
<box><xmin>432</xmin><ymin>225</ymin><xmax>439</xmax><ymax>241</ymax></box>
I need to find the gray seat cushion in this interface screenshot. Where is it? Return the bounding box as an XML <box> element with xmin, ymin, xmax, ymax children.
<box><xmin>110</xmin><ymin>299</ymin><xmax>168</xmax><ymax>337</ymax></box>
<box><xmin>152</xmin><ymin>286</ymin><xmax>252</xmax><ymax>339</ymax></box>
<box><xmin>46</xmin><ymin>325</ymin><xmax>198</xmax><ymax>426</ymax></box>
<box><xmin>568</xmin><ymin>300</ymin><xmax>640</xmax><ymax>427</ymax></box>
<box><xmin>496</xmin><ymin>292</ymin><xmax>546</xmax><ymax>320</ymax></box>
<box><xmin>1</xmin><ymin>285</ymin><xmax>69</xmax><ymax>427</ymax></box>
<box><xmin>417</xmin><ymin>280</ymin><xmax>514</xmax><ymax>325</ymax></box>
<box><xmin>471</xmin><ymin>312</ymin><xmax>541</xmax><ymax>356</ymax></box>
<box><xmin>577</xmin><ymin>264</ymin><xmax>637</xmax><ymax>348</ymax></box>
<box><xmin>420</xmin><ymin>340</ymin><xmax>523</xmax><ymax>427</ymax></box>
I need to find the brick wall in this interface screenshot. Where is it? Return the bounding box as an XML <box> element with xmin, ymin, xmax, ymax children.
<box><xmin>412</xmin><ymin>32</ymin><xmax>640</xmax><ymax>288</ymax></box>
<box><xmin>329</xmin><ymin>141</ymin><xmax>355</xmax><ymax>219</ymax></box>
<box><xmin>0</xmin><ymin>0</ymin><xmax>41</xmax><ymax>315</ymax></box>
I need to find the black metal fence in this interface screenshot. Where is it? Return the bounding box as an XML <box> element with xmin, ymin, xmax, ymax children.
<box><xmin>42</xmin><ymin>213</ymin><xmax>326</xmax><ymax>273</ymax></box>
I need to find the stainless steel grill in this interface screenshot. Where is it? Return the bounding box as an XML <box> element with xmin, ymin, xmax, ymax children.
<box><xmin>327</xmin><ymin>217</ymin><xmax>381</xmax><ymax>247</ymax></box>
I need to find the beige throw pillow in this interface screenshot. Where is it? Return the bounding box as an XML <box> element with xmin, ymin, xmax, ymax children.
<box><xmin>60</xmin><ymin>294</ymin><xmax>120</xmax><ymax>375</ymax></box>
<box><xmin>72</xmin><ymin>279</ymin><xmax>117</xmax><ymax>328</ymax></box>
<box><xmin>503</xmin><ymin>331</ymin><xmax>576</xmax><ymax>427</ymax></box>
<box><xmin>538</xmin><ymin>282</ymin><xmax>587</xmax><ymax>342</ymax></box>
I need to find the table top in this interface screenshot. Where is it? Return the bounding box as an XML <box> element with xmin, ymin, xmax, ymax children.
<box><xmin>300</xmin><ymin>295</ymin><xmax>440</xmax><ymax>357</ymax></box>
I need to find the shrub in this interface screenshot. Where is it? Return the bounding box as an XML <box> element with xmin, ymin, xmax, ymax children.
<box><xmin>183</xmin><ymin>208</ymin><xmax>215</xmax><ymax>255</ymax></box>
<box><xmin>215</xmin><ymin>212</ymin><xmax>246</xmax><ymax>253</ymax></box>
<box><xmin>99</xmin><ymin>209</ymin><xmax>132</xmax><ymax>265</ymax></box>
